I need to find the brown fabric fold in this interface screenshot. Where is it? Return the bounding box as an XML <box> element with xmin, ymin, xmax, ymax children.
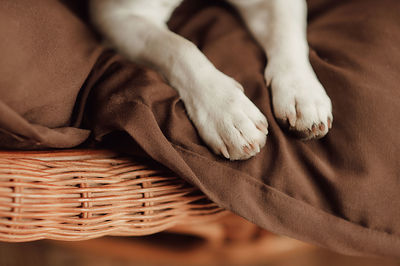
<box><xmin>0</xmin><ymin>0</ymin><xmax>99</xmax><ymax>148</ymax></box>
<box><xmin>0</xmin><ymin>0</ymin><xmax>399</xmax><ymax>257</ymax></box>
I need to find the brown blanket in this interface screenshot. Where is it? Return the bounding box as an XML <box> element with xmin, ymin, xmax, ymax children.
<box><xmin>1</xmin><ymin>0</ymin><xmax>399</xmax><ymax>257</ymax></box>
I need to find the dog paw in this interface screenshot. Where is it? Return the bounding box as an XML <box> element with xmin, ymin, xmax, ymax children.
<box><xmin>185</xmin><ymin>74</ymin><xmax>268</xmax><ymax>160</ymax></box>
<box><xmin>267</xmin><ymin>69</ymin><xmax>333</xmax><ymax>140</ymax></box>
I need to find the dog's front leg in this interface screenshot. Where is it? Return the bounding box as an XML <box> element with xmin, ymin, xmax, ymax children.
<box><xmin>230</xmin><ymin>0</ymin><xmax>333</xmax><ymax>139</ymax></box>
<box><xmin>90</xmin><ymin>0</ymin><xmax>268</xmax><ymax>160</ymax></box>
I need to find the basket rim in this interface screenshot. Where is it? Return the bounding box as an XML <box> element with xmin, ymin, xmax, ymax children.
<box><xmin>0</xmin><ymin>149</ymin><xmax>117</xmax><ymax>160</ymax></box>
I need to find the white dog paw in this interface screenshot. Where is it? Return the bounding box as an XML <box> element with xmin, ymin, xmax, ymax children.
<box><xmin>266</xmin><ymin>69</ymin><xmax>333</xmax><ymax>140</ymax></box>
<box><xmin>185</xmin><ymin>74</ymin><xmax>268</xmax><ymax>160</ymax></box>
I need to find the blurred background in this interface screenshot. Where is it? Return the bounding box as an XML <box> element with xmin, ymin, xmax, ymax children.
<box><xmin>1</xmin><ymin>214</ymin><xmax>399</xmax><ymax>266</ymax></box>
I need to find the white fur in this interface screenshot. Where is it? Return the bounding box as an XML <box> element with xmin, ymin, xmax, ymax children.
<box><xmin>89</xmin><ymin>0</ymin><xmax>333</xmax><ymax>160</ymax></box>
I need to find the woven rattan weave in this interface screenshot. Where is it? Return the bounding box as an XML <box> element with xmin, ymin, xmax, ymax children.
<box><xmin>0</xmin><ymin>149</ymin><xmax>225</xmax><ymax>242</ymax></box>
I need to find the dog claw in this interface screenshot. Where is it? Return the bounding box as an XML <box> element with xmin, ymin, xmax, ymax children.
<box><xmin>221</xmin><ymin>146</ymin><xmax>230</xmax><ymax>159</ymax></box>
<box><xmin>243</xmin><ymin>145</ymin><xmax>252</xmax><ymax>155</ymax></box>
<box><xmin>256</xmin><ymin>122</ymin><xmax>269</xmax><ymax>135</ymax></box>
<box><xmin>311</xmin><ymin>124</ymin><xmax>317</xmax><ymax>133</ymax></box>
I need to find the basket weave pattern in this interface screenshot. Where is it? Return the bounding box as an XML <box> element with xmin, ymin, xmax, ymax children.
<box><xmin>0</xmin><ymin>150</ymin><xmax>224</xmax><ymax>242</ymax></box>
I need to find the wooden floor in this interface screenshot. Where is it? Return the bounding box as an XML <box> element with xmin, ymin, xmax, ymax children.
<box><xmin>0</xmin><ymin>235</ymin><xmax>399</xmax><ymax>266</ymax></box>
<box><xmin>0</xmin><ymin>213</ymin><xmax>398</xmax><ymax>266</ymax></box>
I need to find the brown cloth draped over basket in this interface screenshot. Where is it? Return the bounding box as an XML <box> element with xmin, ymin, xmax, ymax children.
<box><xmin>0</xmin><ymin>0</ymin><xmax>399</xmax><ymax>258</ymax></box>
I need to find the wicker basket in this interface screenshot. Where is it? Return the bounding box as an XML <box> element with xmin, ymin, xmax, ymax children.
<box><xmin>0</xmin><ymin>149</ymin><xmax>225</xmax><ymax>242</ymax></box>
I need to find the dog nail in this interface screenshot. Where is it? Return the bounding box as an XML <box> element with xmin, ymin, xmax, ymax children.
<box><xmin>257</xmin><ymin>123</ymin><xmax>268</xmax><ymax>135</ymax></box>
<box><xmin>243</xmin><ymin>145</ymin><xmax>251</xmax><ymax>155</ymax></box>
<box><xmin>249</xmin><ymin>142</ymin><xmax>255</xmax><ymax>149</ymax></box>
<box><xmin>312</xmin><ymin>124</ymin><xmax>317</xmax><ymax>133</ymax></box>
<box><xmin>319</xmin><ymin>123</ymin><xmax>325</xmax><ymax>131</ymax></box>
<box><xmin>250</xmin><ymin>142</ymin><xmax>260</xmax><ymax>153</ymax></box>
<box><xmin>288</xmin><ymin>114</ymin><xmax>296</xmax><ymax>127</ymax></box>
<box><xmin>328</xmin><ymin>118</ymin><xmax>332</xmax><ymax>129</ymax></box>
<box><xmin>221</xmin><ymin>146</ymin><xmax>230</xmax><ymax>159</ymax></box>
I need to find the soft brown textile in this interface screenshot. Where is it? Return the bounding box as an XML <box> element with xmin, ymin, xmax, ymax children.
<box><xmin>1</xmin><ymin>0</ymin><xmax>399</xmax><ymax>257</ymax></box>
<box><xmin>0</xmin><ymin>0</ymin><xmax>99</xmax><ymax>148</ymax></box>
